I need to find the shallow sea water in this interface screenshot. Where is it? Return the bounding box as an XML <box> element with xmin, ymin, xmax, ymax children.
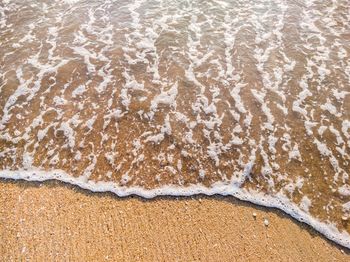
<box><xmin>0</xmin><ymin>0</ymin><xmax>350</xmax><ymax>248</ymax></box>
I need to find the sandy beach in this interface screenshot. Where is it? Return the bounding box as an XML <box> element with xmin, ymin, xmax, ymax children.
<box><xmin>0</xmin><ymin>179</ymin><xmax>349</xmax><ymax>261</ymax></box>
<box><xmin>1</xmin><ymin>1</ymin><xmax>350</xmax><ymax>259</ymax></box>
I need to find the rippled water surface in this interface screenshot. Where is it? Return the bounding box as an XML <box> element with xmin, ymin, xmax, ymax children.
<box><xmin>0</xmin><ymin>0</ymin><xmax>350</xmax><ymax>248</ymax></box>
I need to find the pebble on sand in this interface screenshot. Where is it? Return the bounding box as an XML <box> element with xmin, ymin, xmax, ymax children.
<box><xmin>264</xmin><ymin>218</ymin><xmax>269</xmax><ymax>227</ymax></box>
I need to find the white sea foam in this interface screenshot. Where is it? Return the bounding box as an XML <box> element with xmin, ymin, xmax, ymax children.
<box><xmin>63</xmin><ymin>0</ymin><xmax>81</xmax><ymax>4</ymax></box>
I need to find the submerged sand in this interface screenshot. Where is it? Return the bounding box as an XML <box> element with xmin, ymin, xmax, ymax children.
<box><xmin>0</xmin><ymin>179</ymin><xmax>349</xmax><ymax>261</ymax></box>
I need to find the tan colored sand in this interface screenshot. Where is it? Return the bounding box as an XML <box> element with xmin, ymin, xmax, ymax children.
<box><xmin>0</xmin><ymin>180</ymin><xmax>349</xmax><ymax>261</ymax></box>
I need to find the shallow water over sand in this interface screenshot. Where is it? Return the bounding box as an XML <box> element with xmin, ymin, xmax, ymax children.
<box><xmin>0</xmin><ymin>0</ymin><xmax>350</xmax><ymax>248</ymax></box>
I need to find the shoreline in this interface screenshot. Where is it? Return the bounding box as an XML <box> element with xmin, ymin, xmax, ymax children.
<box><xmin>1</xmin><ymin>179</ymin><xmax>349</xmax><ymax>261</ymax></box>
<box><xmin>1</xmin><ymin>170</ymin><xmax>350</xmax><ymax>250</ymax></box>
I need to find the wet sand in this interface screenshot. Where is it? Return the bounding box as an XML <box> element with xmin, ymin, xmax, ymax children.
<box><xmin>0</xmin><ymin>179</ymin><xmax>349</xmax><ymax>261</ymax></box>
<box><xmin>1</xmin><ymin>0</ymin><xmax>350</xmax><ymax>259</ymax></box>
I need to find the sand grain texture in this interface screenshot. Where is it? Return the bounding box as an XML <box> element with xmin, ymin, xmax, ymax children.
<box><xmin>0</xmin><ymin>180</ymin><xmax>349</xmax><ymax>261</ymax></box>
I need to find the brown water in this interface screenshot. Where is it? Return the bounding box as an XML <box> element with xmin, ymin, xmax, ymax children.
<box><xmin>0</xmin><ymin>0</ymin><xmax>350</xmax><ymax>248</ymax></box>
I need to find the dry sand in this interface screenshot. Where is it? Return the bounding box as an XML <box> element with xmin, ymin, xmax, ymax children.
<box><xmin>0</xmin><ymin>179</ymin><xmax>349</xmax><ymax>261</ymax></box>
